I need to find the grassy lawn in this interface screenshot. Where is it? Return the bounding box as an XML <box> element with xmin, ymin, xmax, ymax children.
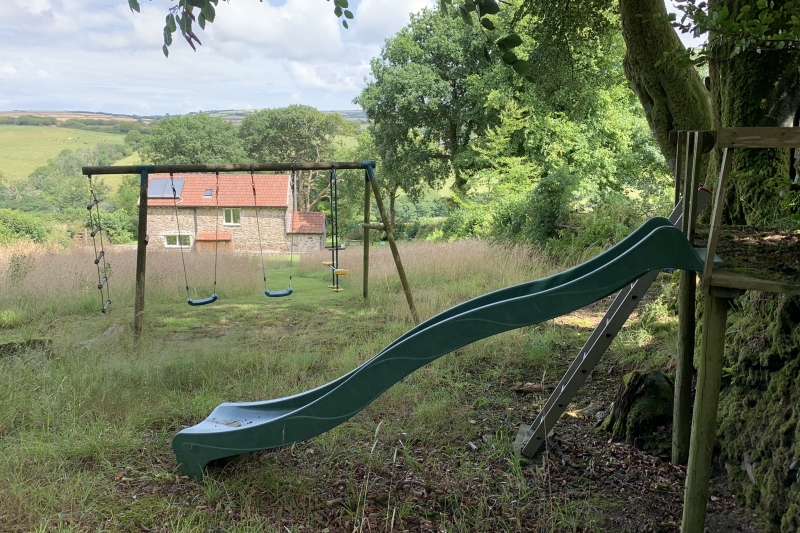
<box><xmin>0</xmin><ymin>126</ymin><xmax>126</xmax><ymax>181</ymax></box>
<box><xmin>0</xmin><ymin>240</ymin><xmax>707</xmax><ymax>532</ymax></box>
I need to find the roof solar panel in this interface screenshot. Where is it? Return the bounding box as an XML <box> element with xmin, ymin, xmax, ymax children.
<box><xmin>148</xmin><ymin>178</ymin><xmax>184</xmax><ymax>198</ymax></box>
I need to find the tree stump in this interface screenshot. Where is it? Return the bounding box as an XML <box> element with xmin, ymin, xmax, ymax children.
<box><xmin>600</xmin><ymin>370</ymin><xmax>675</xmax><ymax>455</ymax></box>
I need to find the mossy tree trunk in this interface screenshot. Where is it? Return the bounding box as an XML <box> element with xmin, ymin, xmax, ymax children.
<box><xmin>618</xmin><ymin>0</ymin><xmax>713</xmax><ymax>172</ymax></box>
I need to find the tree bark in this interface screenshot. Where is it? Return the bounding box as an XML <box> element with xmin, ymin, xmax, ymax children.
<box><xmin>619</xmin><ymin>0</ymin><xmax>713</xmax><ymax>172</ymax></box>
<box><xmin>706</xmin><ymin>0</ymin><xmax>800</xmax><ymax>224</ymax></box>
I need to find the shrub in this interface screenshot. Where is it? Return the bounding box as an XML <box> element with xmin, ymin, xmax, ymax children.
<box><xmin>0</xmin><ymin>209</ymin><xmax>48</xmax><ymax>243</ymax></box>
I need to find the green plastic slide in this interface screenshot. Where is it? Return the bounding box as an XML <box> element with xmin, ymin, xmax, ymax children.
<box><xmin>172</xmin><ymin>218</ymin><xmax>704</xmax><ymax>480</ymax></box>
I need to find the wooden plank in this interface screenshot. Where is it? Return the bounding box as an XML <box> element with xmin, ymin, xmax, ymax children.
<box><xmin>687</xmin><ymin>131</ymin><xmax>705</xmax><ymax>241</ymax></box>
<box><xmin>701</xmin><ymin>148</ymin><xmax>733</xmax><ymax>294</ymax></box>
<box><xmin>710</xmin><ymin>270</ymin><xmax>800</xmax><ymax>295</ymax></box>
<box><xmin>680</xmin><ymin>294</ymin><xmax>736</xmax><ymax>533</ymax></box>
<box><xmin>716</xmin><ymin>127</ymin><xmax>800</xmax><ymax>149</ymax></box>
<box><xmin>674</xmin><ymin>131</ymin><xmax>687</xmax><ymax>209</ymax></box>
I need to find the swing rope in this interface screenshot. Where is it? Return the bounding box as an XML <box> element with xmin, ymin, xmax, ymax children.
<box><xmin>169</xmin><ymin>168</ymin><xmax>191</xmax><ymax>301</ymax></box>
<box><xmin>250</xmin><ymin>164</ymin><xmax>293</xmax><ymax>297</ymax></box>
<box><xmin>87</xmin><ymin>174</ymin><xmax>111</xmax><ymax>313</ymax></box>
<box><xmin>171</xmin><ymin>166</ymin><xmax>218</xmax><ymax>306</ymax></box>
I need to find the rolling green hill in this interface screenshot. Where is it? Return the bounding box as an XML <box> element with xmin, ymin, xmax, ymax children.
<box><xmin>0</xmin><ymin>126</ymin><xmax>126</xmax><ymax>181</ymax></box>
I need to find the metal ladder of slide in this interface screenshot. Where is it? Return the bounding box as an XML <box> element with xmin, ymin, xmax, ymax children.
<box><xmin>514</xmin><ymin>189</ymin><xmax>712</xmax><ymax>458</ymax></box>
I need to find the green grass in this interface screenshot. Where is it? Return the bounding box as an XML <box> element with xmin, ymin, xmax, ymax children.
<box><xmin>0</xmin><ymin>126</ymin><xmax>126</xmax><ymax>181</ymax></box>
<box><xmin>0</xmin><ymin>240</ymin><xmax>678</xmax><ymax>532</ymax></box>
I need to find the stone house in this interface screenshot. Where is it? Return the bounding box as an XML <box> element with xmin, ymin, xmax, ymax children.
<box><xmin>146</xmin><ymin>173</ymin><xmax>325</xmax><ymax>253</ymax></box>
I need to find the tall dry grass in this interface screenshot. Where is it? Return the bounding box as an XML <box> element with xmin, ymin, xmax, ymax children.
<box><xmin>0</xmin><ymin>244</ymin><xmax>295</xmax><ymax>321</ymax></box>
<box><xmin>300</xmin><ymin>240</ymin><xmax>559</xmax><ymax>323</ymax></box>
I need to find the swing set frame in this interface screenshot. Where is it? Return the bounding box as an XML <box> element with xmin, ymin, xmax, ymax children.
<box><xmin>81</xmin><ymin>161</ymin><xmax>418</xmax><ymax>344</ymax></box>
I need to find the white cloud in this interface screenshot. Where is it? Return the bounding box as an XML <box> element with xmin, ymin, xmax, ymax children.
<box><xmin>0</xmin><ymin>0</ymin><xmax>434</xmax><ymax>115</ymax></box>
<box><xmin>0</xmin><ymin>66</ymin><xmax>19</xmax><ymax>78</ymax></box>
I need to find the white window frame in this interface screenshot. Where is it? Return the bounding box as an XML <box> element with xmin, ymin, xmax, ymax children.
<box><xmin>164</xmin><ymin>234</ymin><xmax>192</xmax><ymax>248</ymax></box>
<box><xmin>223</xmin><ymin>208</ymin><xmax>241</xmax><ymax>226</ymax></box>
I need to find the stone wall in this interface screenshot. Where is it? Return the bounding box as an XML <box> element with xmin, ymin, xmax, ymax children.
<box><xmin>291</xmin><ymin>234</ymin><xmax>325</xmax><ymax>253</ymax></box>
<box><xmin>148</xmin><ymin>207</ymin><xmax>293</xmax><ymax>253</ymax></box>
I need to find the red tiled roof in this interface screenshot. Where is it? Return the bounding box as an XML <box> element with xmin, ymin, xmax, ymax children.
<box><xmin>291</xmin><ymin>212</ymin><xmax>325</xmax><ymax>234</ymax></box>
<box><xmin>195</xmin><ymin>231</ymin><xmax>232</xmax><ymax>241</ymax></box>
<box><xmin>147</xmin><ymin>173</ymin><xmax>289</xmax><ymax>208</ymax></box>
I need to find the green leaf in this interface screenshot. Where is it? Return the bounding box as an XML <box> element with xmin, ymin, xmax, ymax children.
<box><xmin>163</xmin><ymin>27</ymin><xmax>173</xmax><ymax>46</ymax></box>
<box><xmin>757</xmin><ymin>0</ymin><xmax>767</xmax><ymax>8</ymax></box>
<box><xmin>497</xmin><ymin>34</ymin><xmax>523</xmax><ymax>49</ymax></box>
<box><xmin>198</xmin><ymin>12</ymin><xmax>206</xmax><ymax>29</ymax></box>
<box><xmin>501</xmin><ymin>51</ymin><xmax>517</xmax><ymax>64</ymax></box>
<box><xmin>188</xmin><ymin>0</ymin><xmax>205</xmax><ymax>7</ymax></box>
<box><xmin>483</xmin><ymin>46</ymin><xmax>491</xmax><ymax>62</ymax></box>
<box><xmin>524</xmin><ymin>75</ymin><xmax>535</xmax><ymax>83</ymax></box>
<box><xmin>344</xmin><ymin>9</ymin><xmax>354</xmax><ymax>19</ymax></box>
<box><xmin>459</xmin><ymin>6</ymin><xmax>474</xmax><ymax>25</ymax></box>
<box><xmin>512</xmin><ymin>60</ymin><xmax>531</xmax><ymax>74</ymax></box>
<box><xmin>201</xmin><ymin>2</ymin><xmax>215</xmax><ymax>22</ymax></box>
<box><xmin>162</xmin><ymin>44</ymin><xmax>170</xmax><ymax>58</ymax></box>
<box><xmin>478</xmin><ymin>0</ymin><xmax>500</xmax><ymax>15</ymax></box>
<box><xmin>342</xmin><ymin>20</ymin><xmax>349</xmax><ymax>29</ymax></box>
<box><xmin>128</xmin><ymin>0</ymin><xmax>140</xmax><ymax>13</ymax></box>
<box><xmin>334</xmin><ymin>5</ymin><xmax>343</xmax><ymax>17</ymax></box>
<box><xmin>464</xmin><ymin>0</ymin><xmax>476</xmax><ymax>12</ymax></box>
<box><xmin>480</xmin><ymin>18</ymin><xmax>495</xmax><ymax>30</ymax></box>
<box><xmin>167</xmin><ymin>14</ymin><xmax>177</xmax><ymax>32</ymax></box>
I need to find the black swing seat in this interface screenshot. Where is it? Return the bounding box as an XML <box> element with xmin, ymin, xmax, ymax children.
<box><xmin>187</xmin><ymin>294</ymin><xmax>218</xmax><ymax>306</ymax></box>
<box><xmin>265</xmin><ymin>287</ymin><xmax>293</xmax><ymax>298</ymax></box>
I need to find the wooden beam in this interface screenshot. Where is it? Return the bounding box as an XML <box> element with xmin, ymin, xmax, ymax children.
<box><xmin>362</xmin><ymin>223</ymin><xmax>386</xmax><ymax>230</ymax></box>
<box><xmin>709</xmin><ymin>271</ymin><xmax>800</xmax><ymax>295</ymax></box>
<box><xmin>133</xmin><ymin>169</ymin><xmax>149</xmax><ymax>344</ymax></box>
<box><xmin>83</xmin><ymin>161</ymin><xmax>375</xmax><ymax>176</ymax></box>
<box><xmin>716</xmin><ymin>127</ymin><xmax>800</xmax><ymax>149</ymax></box>
<box><xmin>680</xmin><ymin>289</ymin><xmax>742</xmax><ymax>533</ymax></box>
<box><xmin>673</xmin><ymin>133</ymin><xmax>705</xmax><ymax>466</ymax></box>
<box><xmin>369</xmin><ymin>178</ymin><xmax>419</xmax><ymax>324</ymax></box>
<box><xmin>701</xmin><ymin>148</ymin><xmax>734</xmax><ymax>294</ymax></box>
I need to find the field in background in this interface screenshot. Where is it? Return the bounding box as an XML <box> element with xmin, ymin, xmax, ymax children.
<box><xmin>0</xmin><ymin>126</ymin><xmax>126</xmax><ymax>181</ymax></box>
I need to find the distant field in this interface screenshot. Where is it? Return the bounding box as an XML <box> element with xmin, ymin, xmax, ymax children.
<box><xmin>0</xmin><ymin>126</ymin><xmax>126</xmax><ymax>181</ymax></box>
<box><xmin>0</xmin><ymin>110</ymin><xmax>148</xmax><ymax>122</ymax></box>
<box><xmin>97</xmin><ymin>152</ymin><xmax>141</xmax><ymax>192</ymax></box>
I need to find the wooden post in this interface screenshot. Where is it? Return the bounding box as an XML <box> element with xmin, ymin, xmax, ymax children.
<box><xmin>680</xmin><ymin>287</ymin><xmax>742</xmax><ymax>533</ymax></box>
<box><xmin>133</xmin><ymin>168</ymin><xmax>150</xmax><ymax>344</ymax></box>
<box><xmin>363</xmin><ymin>179</ymin><xmax>370</xmax><ymax>300</ymax></box>
<box><xmin>368</xmin><ymin>177</ymin><xmax>419</xmax><ymax>324</ymax></box>
<box><xmin>673</xmin><ymin>132</ymin><xmax>696</xmax><ymax>465</ymax></box>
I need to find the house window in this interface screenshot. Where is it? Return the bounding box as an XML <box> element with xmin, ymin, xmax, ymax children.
<box><xmin>165</xmin><ymin>234</ymin><xmax>191</xmax><ymax>248</ymax></box>
<box><xmin>223</xmin><ymin>208</ymin><xmax>241</xmax><ymax>225</ymax></box>
<box><xmin>204</xmin><ymin>189</ymin><xmax>213</xmax><ymax>197</ymax></box>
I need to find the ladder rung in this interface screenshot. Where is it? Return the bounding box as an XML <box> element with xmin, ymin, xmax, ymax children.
<box><xmin>90</xmin><ymin>226</ymin><xmax>102</xmax><ymax>237</ymax></box>
<box><xmin>86</xmin><ymin>199</ymin><xmax>99</xmax><ymax>210</ymax></box>
<box><xmin>331</xmin><ymin>288</ymin><xmax>344</xmax><ymax>292</ymax></box>
<box><xmin>102</xmin><ymin>300</ymin><xmax>111</xmax><ymax>314</ymax></box>
<box><xmin>334</xmin><ymin>269</ymin><xmax>349</xmax><ymax>276</ymax></box>
<box><xmin>322</xmin><ymin>261</ymin><xmax>333</xmax><ymax>266</ymax></box>
<box><xmin>94</xmin><ymin>251</ymin><xmax>104</xmax><ymax>265</ymax></box>
<box><xmin>97</xmin><ymin>276</ymin><xmax>108</xmax><ymax>290</ymax></box>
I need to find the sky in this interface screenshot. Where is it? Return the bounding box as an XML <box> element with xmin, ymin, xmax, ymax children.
<box><xmin>0</xmin><ymin>0</ymin><xmax>435</xmax><ymax>116</ymax></box>
<box><xmin>0</xmin><ymin>0</ymin><xmax>701</xmax><ymax>117</ymax></box>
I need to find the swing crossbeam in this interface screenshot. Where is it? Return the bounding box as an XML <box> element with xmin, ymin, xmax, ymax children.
<box><xmin>82</xmin><ymin>162</ymin><xmax>374</xmax><ymax>175</ymax></box>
